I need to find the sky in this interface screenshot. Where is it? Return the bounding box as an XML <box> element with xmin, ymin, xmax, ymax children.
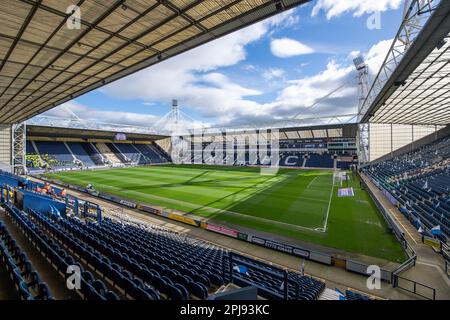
<box><xmin>40</xmin><ymin>0</ymin><xmax>405</xmax><ymax>130</ymax></box>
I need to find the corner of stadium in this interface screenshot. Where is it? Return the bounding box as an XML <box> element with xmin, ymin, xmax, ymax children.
<box><xmin>0</xmin><ymin>0</ymin><xmax>449</xmax><ymax>310</ymax></box>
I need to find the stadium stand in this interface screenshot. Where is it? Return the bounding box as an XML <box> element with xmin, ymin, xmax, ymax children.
<box><xmin>305</xmin><ymin>153</ymin><xmax>334</xmax><ymax>169</ymax></box>
<box><xmin>94</xmin><ymin>143</ymin><xmax>123</xmax><ymax>165</ymax></box>
<box><xmin>26</xmin><ymin>141</ymin><xmax>36</xmax><ymax>154</ymax></box>
<box><xmin>3</xmin><ymin>205</ymin><xmax>120</xmax><ymax>300</ymax></box>
<box><xmin>66</xmin><ymin>142</ymin><xmax>96</xmax><ymax>167</ymax></box>
<box><xmin>134</xmin><ymin>144</ymin><xmax>169</xmax><ymax>164</ymax></box>
<box><xmin>33</xmin><ymin>142</ymin><xmax>75</xmax><ymax>168</ymax></box>
<box><xmin>185</xmin><ymin>132</ymin><xmax>357</xmax><ymax>169</ymax></box>
<box><xmin>110</xmin><ymin>143</ymin><xmax>145</xmax><ymax>165</ymax></box>
<box><xmin>0</xmin><ymin>171</ymin><xmax>326</xmax><ymax>300</ymax></box>
<box><xmin>0</xmin><ymin>219</ymin><xmax>53</xmax><ymax>300</ymax></box>
<box><xmin>25</xmin><ymin>140</ymin><xmax>170</xmax><ymax>171</ymax></box>
<box><xmin>345</xmin><ymin>290</ymin><xmax>373</xmax><ymax>301</ymax></box>
<box><xmin>81</xmin><ymin>143</ymin><xmax>105</xmax><ymax>166</ymax></box>
<box><xmin>105</xmin><ymin>143</ymin><xmax>129</xmax><ymax>164</ymax></box>
<box><xmin>279</xmin><ymin>152</ymin><xmax>304</xmax><ymax>167</ymax></box>
<box><xmin>363</xmin><ymin>134</ymin><xmax>450</xmax><ymax>241</ymax></box>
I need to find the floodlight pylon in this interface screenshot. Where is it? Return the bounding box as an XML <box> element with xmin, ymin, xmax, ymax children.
<box><xmin>11</xmin><ymin>122</ymin><xmax>27</xmax><ymax>175</ymax></box>
<box><xmin>353</xmin><ymin>55</ymin><xmax>370</xmax><ymax>164</ymax></box>
<box><xmin>151</xmin><ymin>100</ymin><xmax>198</xmax><ymax>135</ymax></box>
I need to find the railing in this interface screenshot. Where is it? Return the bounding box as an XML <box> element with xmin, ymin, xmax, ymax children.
<box><xmin>392</xmin><ymin>274</ymin><xmax>436</xmax><ymax>300</ymax></box>
<box><xmin>392</xmin><ymin>254</ymin><xmax>417</xmax><ymax>276</ymax></box>
<box><xmin>225</xmin><ymin>252</ymin><xmax>320</xmax><ymax>300</ymax></box>
<box><xmin>439</xmin><ymin>241</ymin><xmax>450</xmax><ymax>280</ymax></box>
<box><xmin>442</xmin><ymin>241</ymin><xmax>450</xmax><ymax>255</ymax></box>
<box><xmin>444</xmin><ymin>246</ymin><xmax>450</xmax><ymax>279</ymax></box>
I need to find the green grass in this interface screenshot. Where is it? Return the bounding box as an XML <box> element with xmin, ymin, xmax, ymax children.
<box><xmin>43</xmin><ymin>164</ymin><xmax>406</xmax><ymax>262</ymax></box>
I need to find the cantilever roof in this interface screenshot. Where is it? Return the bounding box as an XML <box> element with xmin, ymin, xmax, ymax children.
<box><xmin>27</xmin><ymin>124</ymin><xmax>167</xmax><ymax>141</ymax></box>
<box><xmin>368</xmin><ymin>39</ymin><xmax>450</xmax><ymax>125</ymax></box>
<box><xmin>0</xmin><ymin>0</ymin><xmax>309</xmax><ymax>124</ymax></box>
<box><xmin>362</xmin><ymin>0</ymin><xmax>450</xmax><ymax>125</ymax></box>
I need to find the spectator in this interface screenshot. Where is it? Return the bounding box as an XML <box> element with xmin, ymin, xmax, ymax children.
<box><xmin>43</xmin><ymin>183</ymin><xmax>51</xmax><ymax>193</ymax></box>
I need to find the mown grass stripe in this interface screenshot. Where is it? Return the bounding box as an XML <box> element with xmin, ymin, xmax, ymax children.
<box><xmin>44</xmin><ymin>165</ymin><xmax>406</xmax><ymax>262</ymax></box>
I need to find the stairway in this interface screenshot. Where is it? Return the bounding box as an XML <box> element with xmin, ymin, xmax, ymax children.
<box><xmin>80</xmin><ymin>143</ymin><xmax>104</xmax><ymax>165</ymax></box>
<box><xmin>106</xmin><ymin>143</ymin><xmax>128</xmax><ymax>163</ymax></box>
<box><xmin>95</xmin><ymin>143</ymin><xmax>123</xmax><ymax>165</ymax></box>
<box><xmin>63</xmin><ymin>142</ymin><xmax>77</xmax><ymax>162</ymax></box>
<box><xmin>130</xmin><ymin>144</ymin><xmax>151</xmax><ymax>164</ymax></box>
<box><xmin>151</xmin><ymin>142</ymin><xmax>171</xmax><ymax>162</ymax></box>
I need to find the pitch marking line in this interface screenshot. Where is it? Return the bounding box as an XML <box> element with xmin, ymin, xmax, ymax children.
<box><xmin>306</xmin><ymin>175</ymin><xmax>319</xmax><ymax>189</ymax></box>
<box><xmin>215</xmin><ymin>210</ymin><xmax>324</xmax><ymax>233</ymax></box>
<box><xmin>320</xmin><ymin>174</ymin><xmax>334</xmax><ymax>232</ymax></box>
<box><xmin>57</xmin><ymin>174</ymin><xmax>327</xmax><ymax>234</ymax></box>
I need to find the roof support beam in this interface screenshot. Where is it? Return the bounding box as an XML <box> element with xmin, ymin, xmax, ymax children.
<box><xmin>0</xmin><ymin>0</ymin><xmax>41</xmax><ymax>73</ymax></box>
<box><xmin>0</xmin><ymin>0</ymin><xmax>311</xmax><ymax>123</ymax></box>
<box><xmin>0</xmin><ymin>0</ymin><xmax>127</xmax><ymax>121</ymax></box>
<box><xmin>18</xmin><ymin>0</ymin><xmax>155</xmax><ymax>53</ymax></box>
<box><xmin>8</xmin><ymin>0</ymin><xmax>263</xmax><ymax>122</ymax></box>
<box><xmin>3</xmin><ymin>0</ymin><xmax>212</xmax><ymax>122</ymax></box>
<box><xmin>373</xmin><ymin>43</ymin><xmax>450</xmax><ymax>123</ymax></box>
<box><xmin>0</xmin><ymin>31</ymin><xmax>129</xmax><ymax>69</ymax></box>
<box><xmin>0</xmin><ymin>59</ymin><xmax>103</xmax><ymax>81</ymax></box>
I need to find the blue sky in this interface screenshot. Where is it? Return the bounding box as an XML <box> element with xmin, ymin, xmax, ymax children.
<box><xmin>43</xmin><ymin>0</ymin><xmax>404</xmax><ymax>129</ymax></box>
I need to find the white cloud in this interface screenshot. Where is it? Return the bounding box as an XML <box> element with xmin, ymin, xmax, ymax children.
<box><xmin>266</xmin><ymin>60</ymin><xmax>356</xmax><ymax>119</ymax></box>
<box><xmin>43</xmin><ymin>101</ymin><xmax>160</xmax><ymax>128</ymax></box>
<box><xmin>39</xmin><ymin>3</ymin><xmax>394</xmax><ymax>130</ymax></box>
<box><xmin>349</xmin><ymin>50</ymin><xmax>361</xmax><ymax>59</ymax></box>
<box><xmin>258</xmin><ymin>38</ymin><xmax>393</xmax><ymax>121</ymax></box>
<box><xmin>266</xmin><ymin>8</ymin><xmax>301</xmax><ymax>29</ymax></box>
<box><xmin>270</xmin><ymin>38</ymin><xmax>314</xmax><ymax>58</ymax></box>
<box><xmin>365</xmin><ymin>38</ymin><xmax>393</xmax><ymax>74</ymax></box>
<box><xmin>69</xmin><ymin>37</ymin><xmax>391</xmax><ymax>127</ymax></box>
<box><xmin>312</xmin><ymin>0</ymin><xmax>403</xmax><ymax>19</ymax></box>
<box><xmin>262</xmin><ymin>68</ymin><xmax>285</xmax><ymax>80</ymax></box>
<box><xmin>99</xmin><ymin>11</ymin><xmax>296</xmax><ymax>125</ymax></box>
<box><xmin>242</xmin><ymin>64</ymin><xmax>258</xmax><ymax>72</ymax></box>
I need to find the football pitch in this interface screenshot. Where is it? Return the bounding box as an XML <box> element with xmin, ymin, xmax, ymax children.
<box><xmin>43</xmin><ymin>164</ymin><xmax>406</xmax><ymax>262</ymax></box>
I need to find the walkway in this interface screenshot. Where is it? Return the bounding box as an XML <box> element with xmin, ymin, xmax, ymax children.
<box><xmin>360</xmin><ymin>173</ymin><xmax>450</xmax><ymax>300</ymax></box>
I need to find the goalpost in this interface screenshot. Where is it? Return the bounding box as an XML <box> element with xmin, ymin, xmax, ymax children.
<box><xmin>333</xmin><ymin>171</ymin><xmax>350</xmax><ymax>188</ymax></box>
